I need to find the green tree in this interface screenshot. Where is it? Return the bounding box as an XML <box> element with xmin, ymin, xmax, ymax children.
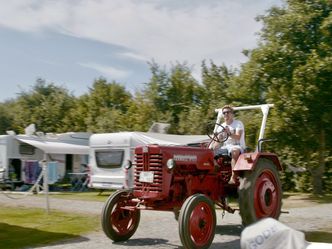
<box><xmin>62</xmin><ymin>94</ymin><xmax>90</xmax><ymax>132</ymax></box>
<box><xmin>0</xmin><ymin>101</ymin><xmax>14</xmax><ymax>134</ymax></box>
<box><xmin>143</xmin><ymin>62</ymin><xmax>170</xmax><ymax>114</ymax></box>
<box><xmin>201</xmin><ymin>61</ymin><xmax>233</xmax><ymax>120</ymax></box>
<box><xmin>142</xmin><ymin>62</ymin><xmax>204</xmax><ymax>134</ymax></box>
<box><xmin>235</xmin><ymin>0</ymin><xmax>332</xmax><ymax>194</ymax></box>
<box><xmin>199</xmin><ymin>60</ymin><xmax>241</xmax><ymax>139</ymax></box>
<box><xmin>125</xmin><ymin>92</ymin><xmax>160</xmax><ymax>131</ymax></box>
<box><xmin>11</xmin><ymin>79</ymin><xmax>76</xmax><ymax>133</ymax></box>
<box><xmin>84</xmin><ymin>78</ymin><xmax>132</xmax><ymax>132</ymax></box>
<box><xmin>166</xmin><ymin>63</ymin><xmax>203</xmax><ymax>133</ymax></box>
<box><xmin>177</xmin><ymin>106</ymin><xmax>205</xmax><ymax>135</ymax></box>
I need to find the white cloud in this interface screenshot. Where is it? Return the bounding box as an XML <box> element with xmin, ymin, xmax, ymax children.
<box><xmin>119</xmin><ymin>52</ymin><xmax>150</xmax><ymax>62</ymax></box>
<box><xmin>0</xmin><ymin>0</ymin><xmax>282</xmax><ymax>67</ymax></box>
<box><xmin>0</xmin><ymin>1</ymin><xmax>68</xmax><ymax>32</ymax></box>
<box><xmin>79</xmin><ymin>62</ymin><xmax>130</xmax><ymax>79</ymax></box>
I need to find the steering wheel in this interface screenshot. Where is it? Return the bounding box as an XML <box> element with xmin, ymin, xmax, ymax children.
<box><xmin>208</xmin><ymin>123</ymin><xmax>229</xmax><ymax>143</ymax></box>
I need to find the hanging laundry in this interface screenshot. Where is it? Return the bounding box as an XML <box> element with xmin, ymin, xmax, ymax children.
<box><xmin>47</xmin><ymin>161</ymin><xmax>58</xmax><ymax>184</ymax></box>
<box><xmin>23</xmin><ymin>160</ymin><xmax>41</xmax><ymax>184</ymax></box>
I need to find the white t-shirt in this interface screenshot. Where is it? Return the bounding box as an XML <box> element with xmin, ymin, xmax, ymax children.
<box><xmin>221</xmin><ymin>119</ymin><xmax>246</xmax><ymax>149</ymax></box>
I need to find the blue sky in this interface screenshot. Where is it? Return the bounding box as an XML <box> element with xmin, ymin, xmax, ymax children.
<box><xmin>0</xmin><ymin>0</ymin><xmax>283</xmax><ymax>102</ymax></box>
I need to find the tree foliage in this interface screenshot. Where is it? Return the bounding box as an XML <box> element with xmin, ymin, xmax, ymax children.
<box><xmin>201</xmin><ymin>61</ymin><xmax>233</xmax><ymax>120</ymax></box>
<box><xmin>0</xmin><ymin>101</ymin><xmax>14</xmax><ymax>134</ymax></box>
<box><xmin>9</xmin><ymin>79</ymin><xmax>76</xmax><ymax>133</ymax></box>
<box><xmin>235</xmin><ymin>0</ymin><xmax>332</xmax><ymax>194</ymax></box>
<box><xmin>83</xmin><ymin>78</ymin><xmax>132</xmax><ymax>132</ymax></box>
<box><xmin>142</xmin><ymin>62</ymin><xmax>205</xmax><ymax>134</ymax></box>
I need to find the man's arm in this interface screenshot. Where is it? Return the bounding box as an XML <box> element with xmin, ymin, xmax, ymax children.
<box><xmin>210</xmin><ymin>133</ymin><xmax>223</xmax><ymax>149</ymax></box>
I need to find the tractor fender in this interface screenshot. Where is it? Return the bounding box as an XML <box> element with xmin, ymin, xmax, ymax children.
<box><xmin>233</xmin><ymin>152</ymin><xmax>282</xmax><ymax>172</ymax></box>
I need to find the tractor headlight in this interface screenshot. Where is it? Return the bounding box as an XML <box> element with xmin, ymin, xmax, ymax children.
<box><xmin>166</xmin><ymin>159</ymin><xmax>176</xmax><ymax>171</ymax></box>
<box><xmin>124</xmin><ymin>160</ymin><xmax>132</xmax><ymax>170</ymax></box>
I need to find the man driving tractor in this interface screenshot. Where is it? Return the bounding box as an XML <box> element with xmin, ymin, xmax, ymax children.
<box><xmin>211</xmin><ymin>105</ymin><xmax>246</xmax><ymax>183</ymax></box>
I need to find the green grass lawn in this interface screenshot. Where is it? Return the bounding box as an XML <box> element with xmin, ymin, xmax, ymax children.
<box><xmin>0</xmin><ymin>206</ymin><xmax>100</xmax><ymax>249</ymax></box>
<box><xmin>305</xmin><ymin>231</ymin><xmax>332</xmax><ymax>243</ymax></box>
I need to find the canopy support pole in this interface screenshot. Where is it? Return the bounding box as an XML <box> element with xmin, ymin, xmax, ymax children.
<box><xmin>41</xmin><ymin>155</ymin><xmax>50</xmax><ymax>214</ymax></box>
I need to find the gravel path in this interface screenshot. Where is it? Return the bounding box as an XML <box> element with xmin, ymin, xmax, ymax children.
<box><xmin>1</xmin><ymin>192</ymin><xmax>331</xmax><ymax>249</ymax></box>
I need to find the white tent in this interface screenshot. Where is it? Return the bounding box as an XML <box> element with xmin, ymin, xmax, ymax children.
<box><xmin>89</xmin><ymin>131</ymin><xmax>209</xmax><ymax>148</ymax></box>
<box><xmin>133</xmin><ymin>132</ymin><xmax>209</xmax><ymax>146</ymax></box>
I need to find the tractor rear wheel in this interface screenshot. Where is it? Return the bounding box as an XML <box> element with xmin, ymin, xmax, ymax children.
<box><xmin>178</xmin><ymin>194</ymin><xmax>216</xmax><ymax>249</ymax></box>
<box><xmin>101</xmin><ymin>190</ymin><xmax>140</xmax><ymax>242</ymax></box>
<box><xmin>238</xmin><ymin>158</ymin><xmax>282</xmax><ymax>226</ymax></box>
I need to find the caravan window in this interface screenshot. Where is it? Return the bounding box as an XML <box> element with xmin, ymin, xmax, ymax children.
<box><xmin>19</xmin><ymin>144</ymin><xmax>35</xmax><ymax>155</ymax></box>
<box><xmin>95</xmin><ymin>150</ymin><xmax>124</xmax><ymax>168</ymax></box>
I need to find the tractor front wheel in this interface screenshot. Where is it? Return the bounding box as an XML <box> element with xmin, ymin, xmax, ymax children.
<box><xmin>178</xmin><ymin>194</ymin><xmax>216</xmax><ymax>249</ymax></box>
<box><xmin>238</xmin><ymin>158</ymin><xmax>282</xmax><ymax>226</ymax></box>
<box><xmin>101</xmin><ymin>190</ymin><xmax>140</xmax><ymax>242</ymax></box>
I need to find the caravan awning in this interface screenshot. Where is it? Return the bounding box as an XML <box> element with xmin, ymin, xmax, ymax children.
<box><xmin>16</xmin><ymin>137</ymin><xmax>89</xmax><ymax>154</ymax></box>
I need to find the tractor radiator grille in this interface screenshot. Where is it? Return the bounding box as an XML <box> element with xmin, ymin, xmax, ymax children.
<box><xmin>134</xmin><ymin>152</ymin><xmax>163</xmax><ymax>193</ymax></box>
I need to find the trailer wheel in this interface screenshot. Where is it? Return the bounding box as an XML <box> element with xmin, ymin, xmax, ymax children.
<box><xmin>238</xmin><ymin>158</ymin><xmax>282</xmax><ymax>226</ymax></box>
<box><xmin>101</xmin><ymin>190</ymin><xmax>140</xmax><ymax>242</ymax></box>
<box><xmin>178</xmin><ymin>194</ymin><xmax>216</xmax><ymax>249</ymax></box>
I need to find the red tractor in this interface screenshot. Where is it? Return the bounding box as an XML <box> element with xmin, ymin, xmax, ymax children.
<box><xmin>101</xmin><ymin>104</ymin><xmax>282</xmax><ymax>249</ymax></box>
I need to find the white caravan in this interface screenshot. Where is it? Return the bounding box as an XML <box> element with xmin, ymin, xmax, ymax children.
<box><xmin>0</xmin><ymin>132</ymin><xmax>91</xmax><ymax>188</ymax></box>
<box><xmin>88</xmin><ymin>132</ymin><xmax>209</xmax><ymax>190</ymax></box>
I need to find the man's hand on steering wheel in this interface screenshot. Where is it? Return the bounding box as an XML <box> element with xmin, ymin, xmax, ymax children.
<box><xmin>208</xmin><ymin>123</ymin><xmax>229</xmax><ymax>143</ymax></box>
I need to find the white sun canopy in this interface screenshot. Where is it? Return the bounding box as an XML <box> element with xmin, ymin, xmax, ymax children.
<box><xmin>16</xmin><ymin>135</ymin><xmax>89</xmax><ymax>155</ymax></box>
